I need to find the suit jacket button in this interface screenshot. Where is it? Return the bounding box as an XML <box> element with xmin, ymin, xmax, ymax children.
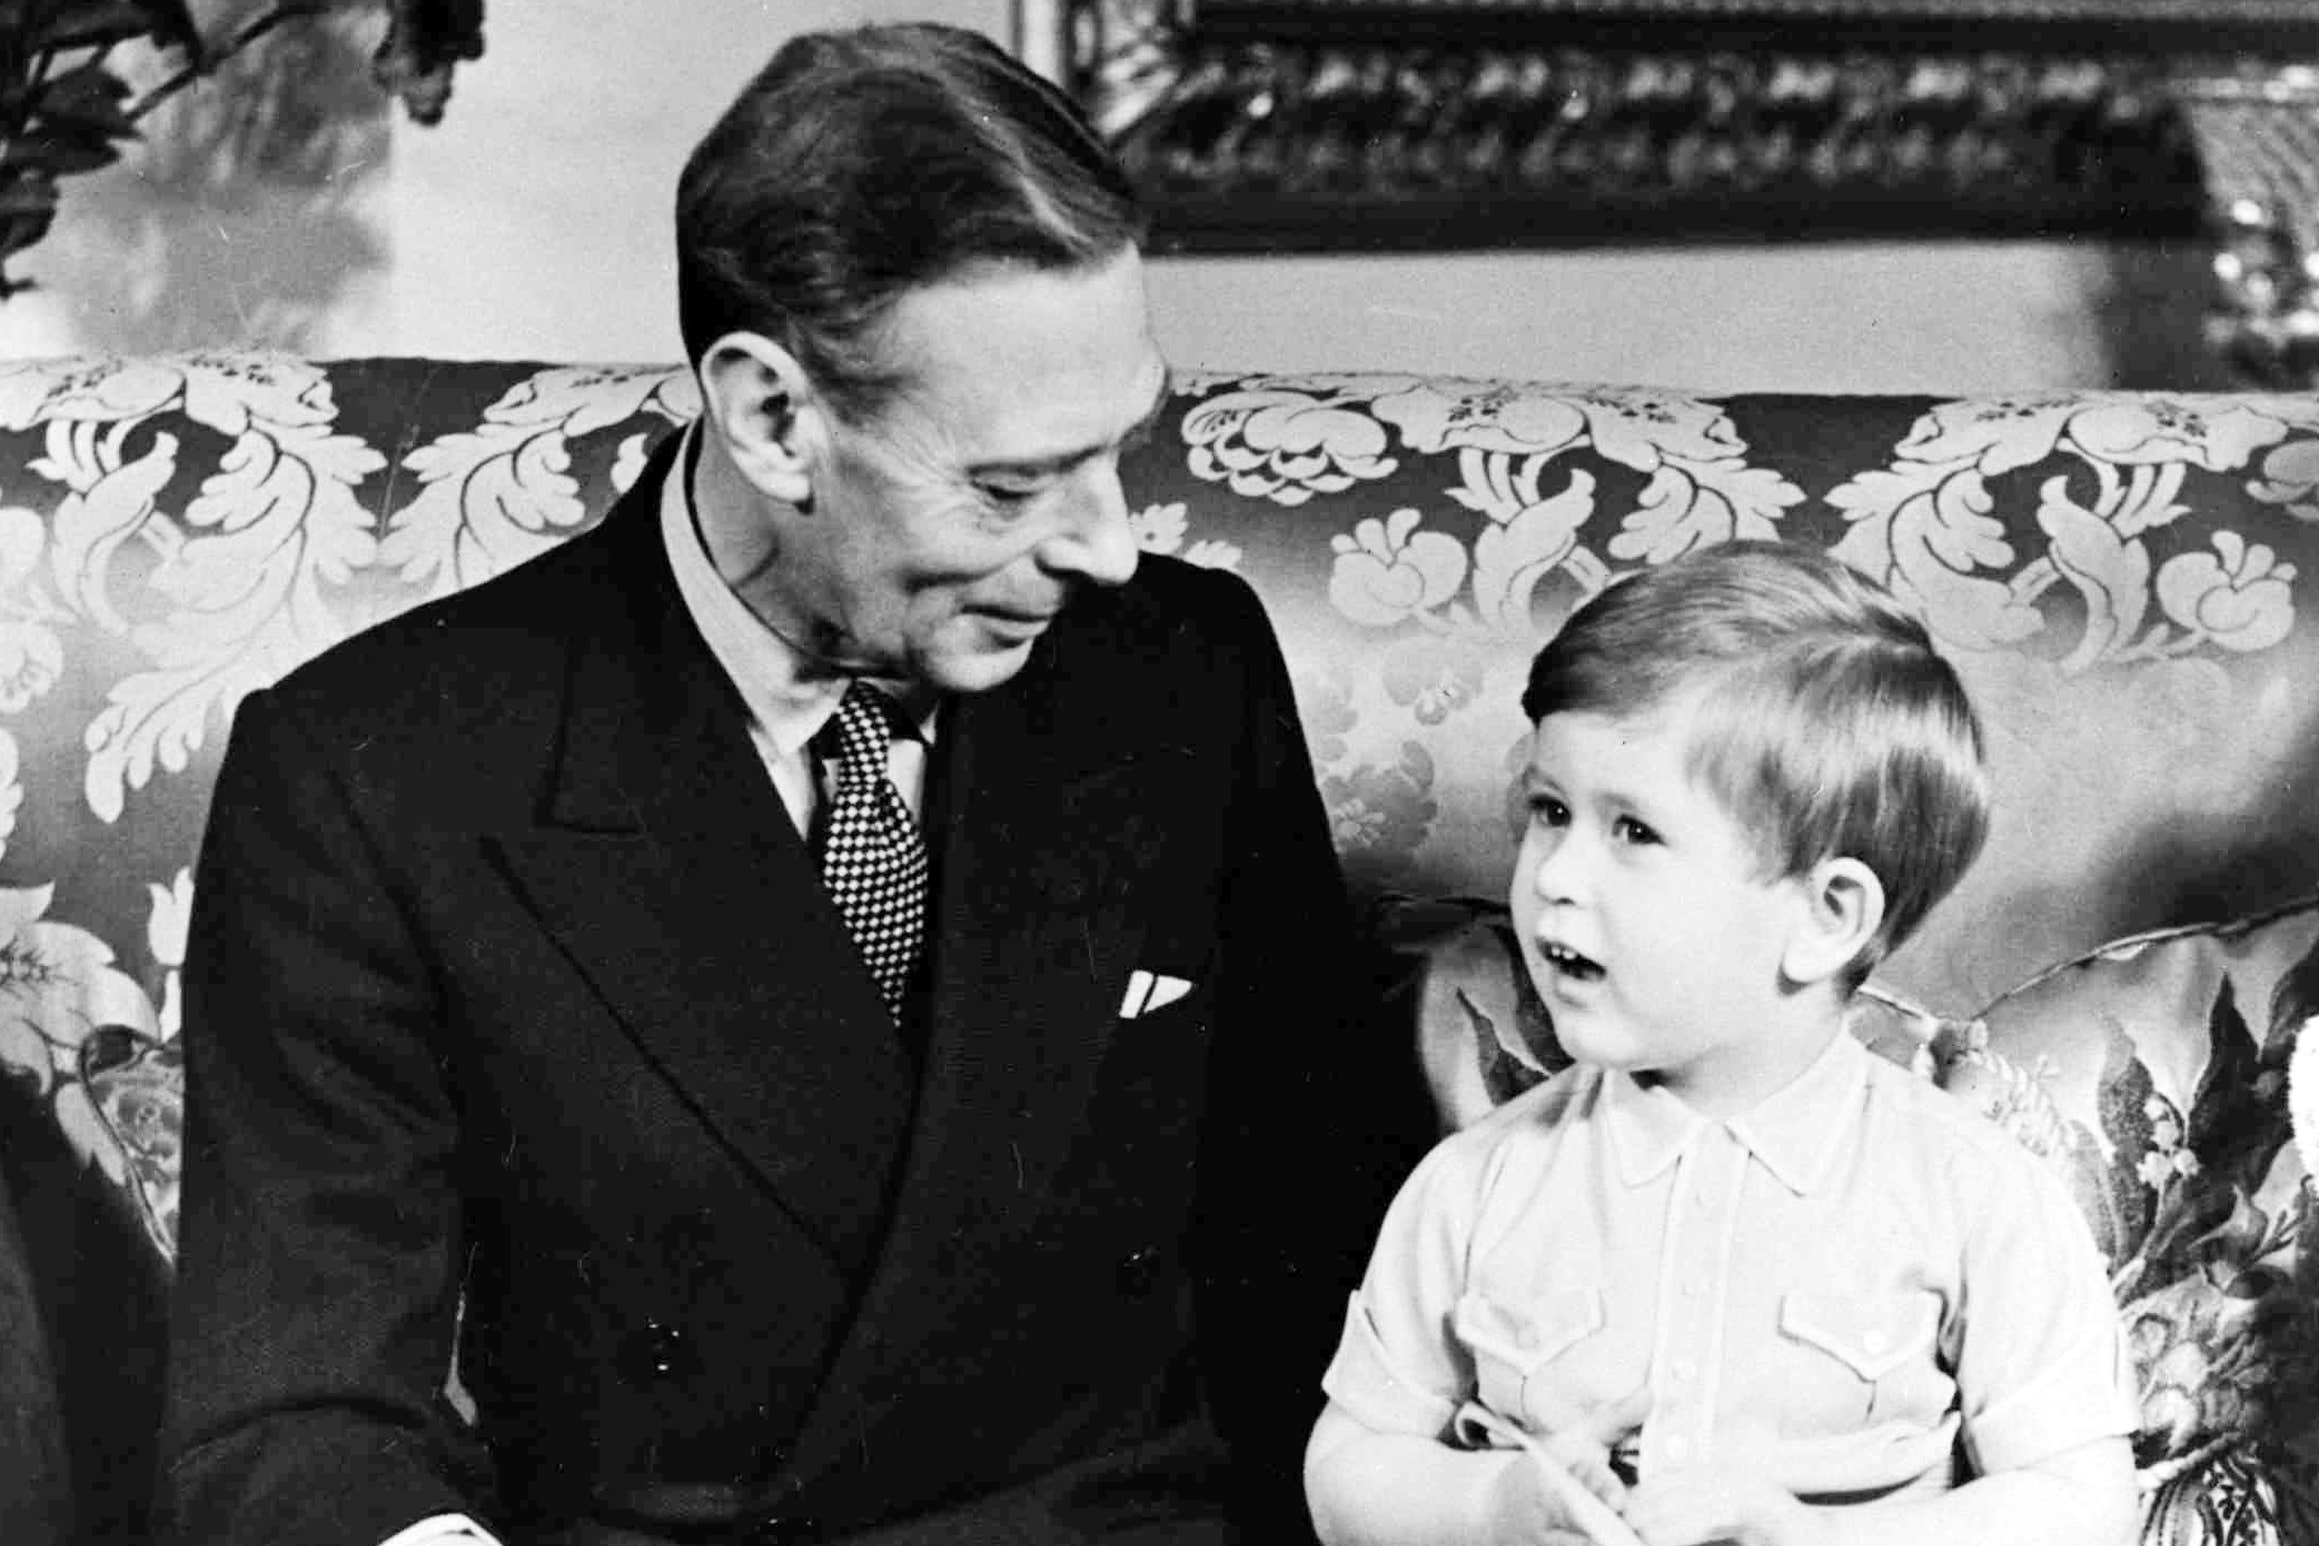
<box><xmin>622</xmin><ymin>1318</ymin><xmax>696</xmax><ymax>1382</ymax></box>
<box><xmin>1115</xmin><ymin>1245</ymin><xmax>1162</xmax><ymax>1298</ymax></box>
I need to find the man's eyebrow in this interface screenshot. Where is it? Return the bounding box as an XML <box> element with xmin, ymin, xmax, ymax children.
<box><xmin>966</xmin><ymin>368</ymin><xmax>1174</xmax><ymax>479</ymax></box>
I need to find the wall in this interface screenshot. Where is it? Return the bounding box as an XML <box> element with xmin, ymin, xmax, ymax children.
<box><xmin>0</xmin><ymin>1</ymin><xmax>2239</xmax><ymax>393</ymax></box>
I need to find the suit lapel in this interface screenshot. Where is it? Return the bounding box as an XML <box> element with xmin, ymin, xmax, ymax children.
<box><xmin>780</xmin><ymin>607</ymin><xmax>1189</xmax><ymax>1483</ymax></box>
<box><xmin>489</xmin><ymin>448</ymin><xmax>915</xmax><ymax>1276</ymax></box>
<box><xmin>911</xmin><ymin>638</ymin><xmax>1159</xmax><ymax>1210</ymax></box>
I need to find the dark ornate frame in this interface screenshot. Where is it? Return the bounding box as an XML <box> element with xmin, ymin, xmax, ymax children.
<box><xmin>1017</xmin><ymin>0</ymin><xmax>2319</xmax><ymax>380</ymax></box>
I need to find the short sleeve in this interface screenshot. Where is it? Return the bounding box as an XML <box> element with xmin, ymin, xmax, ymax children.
<box><xmin>1319</xmin><ymin>1123</ymin><xmax>1502</xmax><ymax>1439</ymax></box>
<box><xmin>1948</xmin><ymin>1139</ymin><xmax>2141</xmax><ymax>1472</ymax></box>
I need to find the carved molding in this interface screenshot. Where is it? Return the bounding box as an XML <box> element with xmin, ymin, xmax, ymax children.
<box><xmin>2175</xmin><ymin>65</ymin><xmax>2319</xmax><ymax>388</ymax></box>
<box><xmin>1019</xmin><ymin>0</ymin><xmax>2319</xmax><ymax>384</ymax></box>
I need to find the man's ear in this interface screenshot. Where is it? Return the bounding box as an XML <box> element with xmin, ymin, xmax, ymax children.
<box><xmin>1781</xmin><ymin>856</ymin><xmax>1886</xmax><ymax>989</ymax></box>
<box><xmin>697</xmin><ymin>331</ymin><xmax>823</xmax><ymax>510</ymax></box>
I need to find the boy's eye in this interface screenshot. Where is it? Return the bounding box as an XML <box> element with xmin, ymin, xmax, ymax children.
<box><xmin>1527</xmin><ymin>794</ymin><xmax>1569</xmax><ymax>827</ymax></box>
<box><xmin>1612</xmin><ymin>815</ymin><xmax>1660</xmax><ymax>846</ymax></box>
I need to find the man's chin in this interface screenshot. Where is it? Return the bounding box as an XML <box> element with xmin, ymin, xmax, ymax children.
<box><xmin>922</xmin><ymin>636</ymin><xmax>1041</xmax><ymax>695</ymax></box>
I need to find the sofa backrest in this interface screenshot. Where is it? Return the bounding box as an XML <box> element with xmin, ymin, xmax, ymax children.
<box><xmin>3</xmin><ymin>356</ymin><xmax>2317</xmax><ymax>1537</ymax></box>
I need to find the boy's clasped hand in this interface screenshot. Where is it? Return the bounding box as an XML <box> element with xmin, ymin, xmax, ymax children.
<box><xmin>1464</xmin><ymin>1393</ymin><xmax>1829</xmax><ymax>1546</ymax></box>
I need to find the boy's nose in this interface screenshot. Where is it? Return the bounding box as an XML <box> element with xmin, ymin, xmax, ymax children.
<box><xmin>1527</xmin><ymin>833</ymin><xmax>1583</xmax><ymax>902</ymax></box>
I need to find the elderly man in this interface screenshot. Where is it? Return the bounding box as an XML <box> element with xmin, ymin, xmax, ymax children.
<box><xmin>157</xmin><ymin>21</ymin><xmax>1416</xmax><ymax>1546</ymax></box>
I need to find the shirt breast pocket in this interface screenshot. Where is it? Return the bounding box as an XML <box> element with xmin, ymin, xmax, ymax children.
<box><xmin>1777</xmin><ymin>1290</ymin><xmax>1945</xmax><ymax>1434</ymax></box>
<box><xmin>1453</xmin><ymin>1286</ymin><xmax>1605</xmax><ymax>1434</ymax></box>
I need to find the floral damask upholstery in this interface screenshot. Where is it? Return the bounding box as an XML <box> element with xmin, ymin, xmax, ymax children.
<box><xmin>1</xmin><ymin>355</ymin><xmax>2315</xmax><ymax>1541</ymax></box>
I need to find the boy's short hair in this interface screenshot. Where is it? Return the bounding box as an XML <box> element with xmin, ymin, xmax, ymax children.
<box><xmin>1520</xmin><ymin>541</ymin><xmax>1990</xmax><ymax>984</ymax></box>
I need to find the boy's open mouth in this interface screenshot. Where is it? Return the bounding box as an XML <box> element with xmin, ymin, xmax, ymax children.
<box><xmin>1539</xmin><ymin>941</ymin><xmax>1604</xmax><ymax>982</ymax></box>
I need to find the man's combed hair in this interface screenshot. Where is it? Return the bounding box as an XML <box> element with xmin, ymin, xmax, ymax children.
<box><xmin>675</xmin><ymin>23</ymin><xmax>1147</xmax><ymax>422</ymax></box>
<box><xmin>1521</xmin><ymin>541</ymin><xmax>1991</xmax><ymax>984</ymax></box>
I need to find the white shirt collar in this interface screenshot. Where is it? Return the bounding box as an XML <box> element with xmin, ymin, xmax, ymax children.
<box><xmin>1604</xmin><ymin>1029</ymin><xmax>1868</xmax><ymax>1196</ymax></box>
<box><xmin>657</xmin><ymin>423</ymin><xmax>939</xmax><ymax>753</ymax></box>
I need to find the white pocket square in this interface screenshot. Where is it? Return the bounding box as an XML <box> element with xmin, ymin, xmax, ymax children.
<box><xmin>1119</xmin><ymin>969</ymin><xmax>1195</xmax><ymax>1018</ymax></box>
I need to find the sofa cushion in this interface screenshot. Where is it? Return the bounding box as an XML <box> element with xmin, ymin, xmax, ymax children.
<box><xmin>1947</xmin><ymin>896</ymin><xmax>2319</xmax><ymax>1546</ymax></box>
<box><xmin>1399</xmin><ymin>892</ymin><xmax>2319</xmax><ymax>1544</ymax></box>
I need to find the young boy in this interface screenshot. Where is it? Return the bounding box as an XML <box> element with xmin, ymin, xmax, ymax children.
<box><xmin>1305</xmin><ymin>542</ymin><xmax>2139</xmax><ymax>1546</ymax></box>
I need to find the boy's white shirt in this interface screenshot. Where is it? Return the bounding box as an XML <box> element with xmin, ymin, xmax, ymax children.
<box><xmin>1323</xmin><ymin>1030</ymin><xmax>2138</xmax><ymax>1499</ymax></box>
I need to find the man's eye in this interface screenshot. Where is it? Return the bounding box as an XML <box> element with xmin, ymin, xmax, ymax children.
<box><xmin>1613</xmin><ymin>816</ymin><xmax>1659</xmax><ymax>846</ymax></box>
<box><xmin>977</xmin><ymin>482</ymin><xmax>1041</xmax><ymax>505</ymax></box>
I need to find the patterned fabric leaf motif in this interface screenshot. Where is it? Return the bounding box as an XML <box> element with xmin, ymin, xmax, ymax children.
<box><xmin>1379</xmin><ymin>633</ymin><xmax>1486</xmax><ymax>726</ymax></box>
<box><xmin>1320</xmin><ymin>741</ymin><xmax>1439</xmax><ymax>877</ymax></box>
<box><xmin>2246</xmin><ymin>435</ymin><xmax>2319</xmax><ymax>522</ymax></box>
<box><xmin>2142</xmin><ymin>1445</ymin><xmax>2300</xmax><ymax>1546</ymax></box>
<box><xmin>2038</xmin><ymin>477</ymin><xmax>2155</xmax><ymax>673</ymax></box>
<box><xmin>1612</xmin><ymin>458</ymin><xmax>1798</xmax><ymax>565</ymax></box>
<box><xmin>1329</xmin><ymin>507</ymin><xmax>1468</xmax><ymax>629</ymax></box>
<box><xmin>1365</xmin><ymin>381</ymin><xmax>1802</xmax><ymax>628</ymax></box>
<box><xmin>1129</xmin><ymin>501</ymin><xmax>1242</xmax><ymax>571</ymax></box>
<box><xmin>1827</xmin><ymin>455</ymin><xmax>2038</xmax><ymax>653</ymax></box>
<box><xmin>2154</xmin><ymin>532</ymin><xmax>2298</xmax><ymax>656</ymax></box>
<box><xmin>1180</xmin><ymin>385</ymin><xmax>1399</xmax><ymax>507</ymax></box>
<box><xmin>380</xmin><ymin>366</ymin><xmax>696</xmax><ymax>600</ymax></box>
<box><xmin>1308</xmin><ymin>384</ymin><xmax>1803</xmax><ymax>731</ymax></box>
<box><xmin>2094</xmin><ymin>1022</ymin><xmax>2165</xmax><ymax>1265</ymax></box>
<box><xmin>2128</xmin><ymin>984</ymin><xmax>2294</xmax><ymax>1304</ymax></box>
<box><xmin>81</xmin><ymin>1028</ymin><xmax>179</xmax><ymax>1264</ymax></box>
<box><xmin>0</xmin><ymin>882</ymin><xmax>172</xmax><ymax>1258</ymax></box>
<box><xmin>1468</xmin><ymin>469</ymin><xmax>1598</xmax><ymax>632</ymax></box>
<box><xmin>0</xmin><ymin>357</ymin><xmax>387</xmax><ymax>821</ymax></box>
<box><xmin>1829</xmin><ymin>394</ymin><xmax>2315</xmax><ymax>672</ymax></box>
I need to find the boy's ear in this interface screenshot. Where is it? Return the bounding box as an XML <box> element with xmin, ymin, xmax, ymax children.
<box><xmin>697</xmin><ymin>331</ymin><xmax>824</xmax><ymax>510</ymax></box>
<box><xmin>1781</xmin><ymin>856</ymin><xmax>1886</xmax><ymax>989</ymax></box>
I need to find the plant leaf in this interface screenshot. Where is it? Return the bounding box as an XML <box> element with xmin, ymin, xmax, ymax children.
<box><xmin>372</xmin><ymin>0</ymin><xmax>486</xmax><ymax>126</ymax></box>
<box><xmin>2</xmin><ymin>126</ymin><xmax>121</xmax><ymax>177</ymax></box>
<box><xmin>31</xmin><ymin>0</ymin><xmax>186</xmax><ymax>54</ymax></box>
<box><xmin>135</xmin><ymin>0</ymin><xmax>204</xmax><ymax>53</ymax></box>
<box><xmin>0</xmin><ymin>200</ymin><xmax>57</xmax><ymax>273</ymax></box>
<box><xmin>34</xmin><ymin>63</ymin><xmax>136</xmax><ymax>139</ymax></box>
<box><xmin>0</xmin><ymin>173</ymin><xmax>58</xmax><ymax>217</ymax></box>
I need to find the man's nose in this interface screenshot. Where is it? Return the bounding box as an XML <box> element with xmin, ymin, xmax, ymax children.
<box><xmin>1038</xmin><ymin>460</ymin><xmax>1139</xmax><ymax>588</ymax></box>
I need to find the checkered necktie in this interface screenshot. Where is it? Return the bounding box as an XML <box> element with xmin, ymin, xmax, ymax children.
<box><xmin>814</xmin><ymin>682</ymin><xmax>928</xmax><ymax>1019</ymax></box>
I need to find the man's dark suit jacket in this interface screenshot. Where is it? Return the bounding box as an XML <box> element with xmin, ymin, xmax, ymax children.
<box><xmin>158</xmin><ymin>440</ymin><xmax>1418</xmax><ymax>1545</ymax></box>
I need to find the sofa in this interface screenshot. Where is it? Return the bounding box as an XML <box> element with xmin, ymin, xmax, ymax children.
<box><xmin>1</xmin><ymin>353</ymin><xmax>2314</xmax><ymax>1543</ymax></box>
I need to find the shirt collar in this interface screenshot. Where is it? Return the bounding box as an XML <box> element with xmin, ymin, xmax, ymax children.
<box><xmin>1602</xmin><ymin>1029</ymin><xmax>1868</xmax><ymax>1195</ymax></box>
<box><xmin>1603</xmin><ymin>1071</ymin><xmax>1706</xmax><ymax>1189</ymax></box>
<box><xmin>659</xmin><ymin>423</ymin><xmax>940</xmax><ymax>754</ymax></box>
<box><xmin>1723</xmin><ymin>1031</ymin><xmax>1869</xmax><ymax>1196</ymax></box>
